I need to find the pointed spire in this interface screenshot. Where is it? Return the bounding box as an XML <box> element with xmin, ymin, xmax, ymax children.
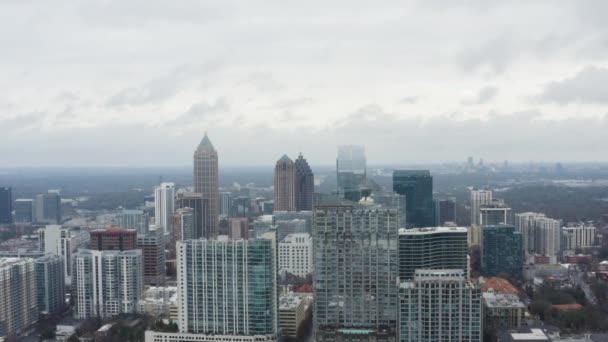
<box><xmin>278</xmin><ymin>154</ymin><xmax>292</xmax><ymax>163</ymax></box>
<box><xmin>197</xmin><ymin>132</ymin><xmax>215</xmax><ymax>150</ymax></box>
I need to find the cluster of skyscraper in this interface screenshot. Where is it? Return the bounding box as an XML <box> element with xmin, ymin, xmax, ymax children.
<box><xmin>0</xmin><ymin>187</ymin><xmax>62</xmax><ymax>225</ymax></box>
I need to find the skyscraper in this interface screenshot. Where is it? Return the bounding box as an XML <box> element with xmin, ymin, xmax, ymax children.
<box><xmin>279</xmin><ymin>233</ymin><xmax>313</xmax><ymax>277</ymax></box>
<box><xmin>35</xmin><ymin>255</ymin><xmax>65</xmax><ymax>315</ymax></box>
<box><xmin>336</xmin><ymin>145</ymin><xmax>367</xmax><ymax>202</ymax></box>
<box><xmin>398</xmin><ymin>227</ymin><xmax>469</xmax><ymax>281</ymax></box>
<box><xmin>14</xmin><ymin>199</ymin><xmax>34</xmax><ymax>224</ymax></box>
<box><xmin>219</xmin><ymin>191</ymin><xmax>232</xmax><ymax>217</ymax></box>
<box><xmin>175</xmin><ymin>237</ymin><xmax>277</xmax><ymax>339</ymax></box>
<box><xmin>372</xmin><ymin>192</ymin><xmax>407</xmax><ymax>229</ymax></box>
<box><xmin>294</xmin><ymin>153</ymin><xmax>314</xmax><ymax>211</ymax></box>
<box><xmin>482</xmin><ymin>224</ymin><xmax>523</xmax><ymax>277</ymax></box>
<box><xmin>193</xmin><ymin>133</ymin><xmax>219</xmax><ymax>238</ymax></box>
<box><xmin>115</xmin><ymin>209</ymin><xmax>149</xmax><ymax>235</ymax></box>
<box><xmin>470</xmin><ymin>189</ymin><xmax>492</xmax><ymax>227</ymax></box>
<box><xmin>0</xmin><ymin>258</ymin><xmax>37</xmax><ymax>338</ymax></box>
<box><xmin>137</xmin><ymin>226</ymin><xmax>166</xmax><ymax>285</ymax></box>
<box><xmin>314</xmin><ymin>203</ymin><xmax>398</xmax><ymax>341</ymax></box>
<box><xmin>479</xmin><ymin>199</ymin><xmax>511</xmax><ymax>226</ymax></box>
<box><xmin>35</xmin><ymin>192</ymin><xmax>62</xmax><ymax>224</ymax></box>
<box><xmin>90</xmin><ymin>227</ymin><xmax>137</xmax><ymax>251</ymax></box>
<box><xmin>40</xmin><ymin>225</ymin><xmax>88</xmax><ymax>284</ymax></box>
<box><xmin>73</xmin><ymin>249</ymin><xmax>143</xmax><ymax>319</ymax></box>
<box><xmin>154</xmin><ymin>182</ymin><xmax>175</xmax><ymax>234</ymax></box>
<box><xmin>393</xmin><ymin>170</ymin><xmax>434</xmax><ymax>228</ymax></box>
<box><xmin>176</xmin><ymin>192</ymin><xmax>208</xmax><ymax>238</ymax></box>
<box><xmin>0</xmin><ymin>187</ymin><xmax>12</xmax><ymax>224</ymax></box>
<box><xmin>433</xmin><ymin>198</ymin><xmax>456</xmax><ymax>226</ymax></box>
<box><xmin>514</xmin><ymin>212</ymin><xmax>561</xmax><ymax>263</ymax></box>
<box><xmin>399</xmin><ymin>269</ymin><xmax>482</xmax><ymax>342</ymax></box>
<box><xmin>274</xmin><ymin>155</ymin><xmax>296</xmax><ymax>211</ymax></box>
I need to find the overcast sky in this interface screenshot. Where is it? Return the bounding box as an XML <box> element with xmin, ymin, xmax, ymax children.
<box><xmin>1</xmin><ymin>1</ymin><xmax>608</xmax><ymax>167</ymax></box>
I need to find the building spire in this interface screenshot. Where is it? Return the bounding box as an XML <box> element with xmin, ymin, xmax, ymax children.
<box><xmin>198</xmin><ymin>132</ymin><xmax>215</xmax><ymax>150</ymax></box>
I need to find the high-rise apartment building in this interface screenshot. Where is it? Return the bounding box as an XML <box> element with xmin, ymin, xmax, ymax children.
<box><xmin>313</xmin><ymin>203</ymin><xmax>398</xmax><ymax>341</ymax></box>
<box><xmin>372</xmin><ymin>192</ymin><xmax>407</xmax><ymax>229</ymax></box>
<box><xmin>482</xmin><ymin>225</ymin><xmax>523</xmax><ymax>277</ymax></box>
<box><xmin>563</xmin><ymin>224</ymin><xmax>596</xmax><ymax>252</ymax></box>
<box><xmin>470</xmin><ymin>189</ymin><xmax>492</xmax><ymax>227</ymax></box>
<box><xmin>115</xmin><ymin>209</ymin><xmax>149</xmax><ymax>235</ymax></box>
<box><xmin>193</xmin><ymin>133</ymin><xmax>219</xmax><ymax>238</ymax></box>
<box><xmin>35</xmin><ymin>192</ymin><xmax>62</xmax><ymax>224</ymax></box>
<box><xmin>393</xmin><ymin>170</ymin><xmax>434</xmax><ymax>228</ymax></box>
<box><xmin>398</xmin><ymin>269</ymin><xmax>482</xmax><ymax>342</ymax></box>
<box><xmin>90</xmin><ymin>227</ymin><xmax>137</xmax><ymax>251</ymax></box>
<box><xmin>398</xmin><ymin>227</ymin><xmax>469</xmax><ymax>281</ymax></box>
<box><xmin>154</xmin><ymin>182</ymin><xmax>175</xmax><ymax>234</ymax></box>
<box><xmin>336</xmin><ymin>145</ymin><xmax>367</xmax><ymax>202</ymax></box>
<box><xmin>279</xmin><ymin>233</ymin><xmax>313</xmax><ymax>277</ymax></box>
<box><xmin>219</xmin><ymin>192</ymin><xmax>232</xmax><ymax>217</ymax></box>
<box><xmin>480</xmin><ymin>199</ymin><xmax>511</xmax><ymax>226</ymax></box>
<box><xmin>176</xmin><ymin>192</ymin><xmax>209</xmax><ymax>239</ymax></box>
<box><xmin>0</xmin><ymin>258</ymin><xmax>38</xmax><ymax>338</ymax></box>
<box><xmin>40</xmin><ymin>225</ymin><xmax>88</xmax><ymax>284</ymax></box>
<box><xmin>294</xmin><ymin>153</ymin><xmax>314</xmax><ymax>211</ymax></box>
<box><xmin>73</xmin><ymin>249</ymin><xmax>143</xmax><ymax>319</ymax></box>
<box><xmin>14</xmin><ymin>199</ymin><xmax>34</xmax><ymax>223</ymax></box>
<box><xmin>274</xmin><ymin>155</ymin><xmax>296</xmax><ymax>211</ymax></box>
<box><xmin>176</xmin><ymin>237</ymin><xmax>277</xmax><ymax>340</ymax></box>
<box><xmin>35</xmin><ymin>255</ymin><xmax>65</xmax><ymax>315</ymax></box>
<box><xmin>137</xmin><ymin>226</ymin><xmax>166</xmax><ymax>286</ymax></box>
<box><xmin>0</xmin><ymin>187</ymin><xmax>12</xmax><ymax>225</ymax></box>
<box><xmin>434</xmin><ymin>198</ymin><xmax>456</xmax><ymax>226</ymax></box>
<box><xmin>514</xmin><ymin>213</ymin><xmax>561</xmax><ymax>263</ymax></box>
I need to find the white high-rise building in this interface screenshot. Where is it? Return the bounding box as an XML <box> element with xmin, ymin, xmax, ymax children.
<box><xmin>72</xmin><ymin>249</ymin><xmax>143</xmax><ymax>319</ymax></box>
<box><xmin>279</xmin><ymin>233</ymin><xmax>313</xmax><ymax>277</ymax></box>
<box><xmin>39</xmin><ymin>225</ymin><xmax>88</xmax><ymax>285</ymax></box>
<box><xmin>563</xmin><ymin>224</ymin><xmax>596</xmax><ymax>252</ymax></box>
<box><xmin>0</xmin><ymin>258</ymin><xmax>38</xmax><ymax>338</ymax></box>
<box><xmin>470</xmin><ymin>189</ymin><xmax>492</xmax><ymax>226</ymax></box>
<box><xmin>155</xmin><ymin>182</ymin><xmax>175</xmax><ymax>234</ymax></box>
<box><xmin>514</xmin><ymin>212</ymin><xmax>562</xmax><ymax>263</ymax></box>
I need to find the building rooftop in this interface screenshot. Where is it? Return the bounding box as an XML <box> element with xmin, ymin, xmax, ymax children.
<box><xmin>399</xmin><ymin>226</ymin><xmax>467</xmax><ymax>235</ymax></box>
<box><xmin>509</xmin><ymin>328</ymin><xmax>549</xmax><ymax>341</ymax></box>
<box><xmin>279</xmin><ymin>293</ymin><xmax>304</xmax><ymax>310</ymax></box>
<box><xmin>483</xmin><ymin>292</ymin><xmax>526</xmax><ymax>309</ymax></box>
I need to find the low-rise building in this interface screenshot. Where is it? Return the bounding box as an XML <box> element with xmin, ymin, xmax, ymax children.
<box><xmin>483</xmin><ymin>291</ymin><xmax>526</xmax><ymax>331</ymax></box>
<box><xmin>137</xmin><ymin>286</ymin><xmax>178</xmax><ymax>321</ymax></box>
<box><xmin>279</xmin><ymin>294</ymin><xmax>308</xmax><ymax>338</ymax></box>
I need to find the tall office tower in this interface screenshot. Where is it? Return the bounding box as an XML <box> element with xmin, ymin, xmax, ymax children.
<box><xmin>137</xmin><ymin>226</ymin><xmax>165</xmax><ymax>285</ymax></box>
<box><xmin>35</xmin><ymin>255</ymin><xmax>65</xmax><ymax>315</ymax></box>
<box><xmin>434</xmin><ymin>198</ymin><xmax>456</xmax><ymax>226</ymax></box>
<box><xmin>398</xmin><ymin>269</ymin><xmax>482</xmax><ymax>342</ymax></box>
<box><xmin>219</xmin><ymin>191</ymin><xmax>232</xmax><ymax>217</ymax></box>
<box><xmin>231</xmin><ymin>196</ymin><xmax>251</xmax><ymax>217</ymax></box>
<box><xmin>294</xmin><ymin>153</ymin><xmax>314</xmax><ymax>211</ymax></box>
<box><xmin>41</xmin><ymin>225</ymin><xmax>88</xmax><ymax>284</ymax></box>
<box><xmin>14</xmin><ymin>199</ymin><xmax>34</xmax><ymax>223</ymax></box>
<box><xmin>115</xmin><ymin>209</ymin><xmax>149</xmax><ymax>235</ymax></box>
<box><xmin>479</xmin><ymin>199</ymin><xmax>511</xmax><ymax>226</ymax></box>
<box><xmin>482</xmin><ymin>225</ymin><xmax>523</xmax><ymax>277</ymax></box>
<box><xmin>90</xmin><ymin>228</ymin><xmax>137</xmax><ymax>251</ymax></box>
<box><xmin>372</xmin><ymin>192</ymin><xmax>407</xmax><ymax>229</ymax></box>
<box><xmin>0</xmin><ymin>187</ymin><xmax>12</xmax><ymax>224</ymax></box>
<box><xmin>336</xmin><ymin>145</ymin><xmax>367</xmax><ymax>202</ymax></box>
<box><xmin>193</xmin><ymin>133</ymin><xmax>219</xmax><ymax>238</ymax></box>
<box><xmin>176</xmin><ymin>238</ymin><xmax>277</xmax><ymax>340</ymax></box>
<box><xmin>563</xmin><ymin>224</ymin><xmax>596</xmax><ymax>252</ymax></box>
<box><xmin>279</xmin><ymin>233</ymin><xmax>313</xmax><ymax>277</ymax></box>
<box><xmin>228</xmin><ymin>217</ymin><xmax>249</xmax><ymax>240</ymax></box>
<box><xmin>176</xmin><ymin>192</ymin><xmax>208</xmax><ymax>238</ymax></box>
<box><xmin>398</xmin><ymin>227</ymin><xmax>469</xmax><ymax>281</ymax></box>
<box><xmin>0</xmin><ymin>258</ymin><xmax>38</xmax><ymax>338</ymax></box>
<box><xmin>73</xmin><ymin>249</ymin><xmax>143</xmax><ymax>319</ymax></box>
<box><xmin>314</xmin><ymin>203</ymin><xmax>399</xmax><ymax>341</ymax></box>
<box><xmin>154</xmin><ymin>182</ymin><xmax>175</xmax><ymax>234</ymax></box>
<box><xmin>514</xmin><ymin>212</ymin><xmax>561</xmax><ymax>262</ymax></box>
<box><xmin>393</xmin><ymin>170</ymin><xmax>434</xmax><ymax>228</ymax></box>
<box><xmin>172</xmin><ymin>207</ymin><xmax>195</xmax><ymax>241</ymax></box>
<box><xmin>470</xmin><ymin>189</ymin><xmax>492</xmax><ymax>227</ymax></box>
<box><xmin>274</xmin><ymin>155</ymin><xmax>296</xmax><ymax>211</ymax></box>
<box><xmin>35</xmin><ymin>192</ymin><xmax>62</xmax><ymax>224</ymax></box>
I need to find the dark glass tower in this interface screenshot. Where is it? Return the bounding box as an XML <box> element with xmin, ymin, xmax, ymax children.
<box><xmin>0</xmin><ymin>187</ymin><xmax>12</xmax><ymax>224</ymax></box>
<box><xmin>393</xmin><ymin>170</ymin><xmax>433</xmax><ymax>228</ymax></box>
<box><xmin>294</xmin><ymin>153</ymin><xmax>314</xmax><ymax>211</ymax></box>
<box><xmin>481</xmin><ymin>224</ymin><xmax>523</xmax><ymax>277</ymax></box>
<box><xmin>434</xmin><ymin>198</ymin><xmax>456</xmax><ymax>226</ymax></box>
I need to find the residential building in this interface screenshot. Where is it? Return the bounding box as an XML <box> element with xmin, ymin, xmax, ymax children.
<box><xmin>398</xmin><ymin>227</ymin><xmax>469</xmax><ymax>281</ymax></box>
<box><xmin>470</xmin><ymin>189</ymin><xmax>492</xmax><ymax>227</ymax></box>
<box><xmin>14</xmin><ymin>199</ymin><xmax>34</xmax><ymax>224</ymax></box>
<box><xmin>468</xmin><ymin>225</ymin><xmax>482</xmax><ymax>246</ymax></box>
<box><xmin>137</xmin><ymin>286</ymin><xmax>178</xmax><ymax>321</ymax></box>
<box><xmin>279</xmin><ymin>294</ymin><xmax>308</xmax><ymax>338</ymax></box>
<box><xmin>276</xmin><ymin>219</ymin><xmax>307</xmax><ymax>242</ymax></box>
<box><xmin>398</xmin><ymin>269</ymin><xmax>482</xmax><ymax>342</ymax></box>
<box><xmin>35</xmin><ymin>255</ymin><xmax>65</xmax><ymax>315</ymax></box>
<box><xmin>273</xmin><ymin>211</ymin><xmax>312</xmax><ymax>234</ymax></box>
<box><xmin>482</xmin><ymin>225</ymin><xmax>523</xmax><ymax>277</ymax></box>
<box><xmin>40</xmin><ymin>225</ymin><xmax>88</xmax><ymax>285</ymax></box>
<box><xmin>482</xmin><ymin>291</ymin><xmax>526</xmax><ymax>331</ymax></box>
<box><xmin>0</xmin><ymin>187</ymin><xmax>12</xmax><ymax>225</ymax></box>
<box><xmin>393</xmin><ymin>170</ymin><xmax>434</xmax><ymax>228</ymax></box>
<box><xmin>314</xmin><ymin>203</ymin><xmax>398</xmax><ymax>341</ymax></box>
<box><xmin>0</xmin><ymin>258</ymin><xmax>37</xmax><ymax>338</ymax></box>
<box><xmin>154</xmin><ymin>182</ymin><xmax>175</xmax><ymax>234</ymax></box>
<box><xmin>514</xmin><ymin>213</ymin><xmax>561</xmax><ymax>263</ymax></box>
<box><xmin>279</xmin><ymin>233</ymin><xmax>313</xmax><ymax>277</ymax></box>
<box><xmin>434</xmin><ymin>198</ymin><xmax>456</xmax><ymax>226</ymax></box>
<box><xmin>274</xmin><ymin>155</ymin><xmax>296</xmax><ymax>211</ymax></box>
<box><xmin>219</xmin><ymin>192</ymin><xmax>232</xmax><ymax>217</ymax></box>
<box><xmin>480</xmin><ymin>199</ymin><xmax>511</xmax><ymax>226</ymax></box>
<box><xmin>193</xmin><ymin>133</ymin><xmax>219</xmax><ymax>238</ymax></box>
<box><xmin>90</xmin><ymin>227</ymin><xmax>137</xmax><ymax>251</ymax></box>
<box><xmin>145</xmin><ymin>332</ymin><xmax>276</xmax><ymax>342</ymax></box>
<box><xmin>72</xmin><ymin>249</ymin><xmax>143</xmax><ymax>319</ymax></box>
<box><xmin>336</xmin><ymin>145</ymin><xmax>367</xmax><ymax>202</ymax></box>
<box><xmin>372</xmin><ymin>192</ymin><xmax>407</xmax><ymax>229</ymax></box>
<box><xmin>137</xmin><ymin>227</ymin><xmax>166</xmax><ymax>285</ymax></box>
<box><xmin>176</xmin><ymin>237</ymin><xmax>277</xmax><ymax>340</ymax></box>
<box><xmin>294</xmin><ymin>153</ymin><xmax>314</xmax><ymax>211</ymax></box>
<box><xmin>176</xmin><ymin>192</ymin><xmax>209</xmax><ymax>238</ymax></box>
<box><xmin>115</xmin><ymin>209</ymin><xmax>149</xmax><ymax>235</ymax></box>
<box><xmin>563</xmin><ymin>223</ymin><xmax>596</xmax><ymax>252</ymax></box>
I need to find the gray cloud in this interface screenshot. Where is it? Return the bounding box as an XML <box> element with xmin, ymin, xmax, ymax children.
<box><xmin>399</xmin><ymin>96</ymin><xmax>419</xmax><ymax>105</ymax></box>
<box><xmin>538</xmin><ymin>66</ymin><xmax>608</xmax><ymax>104</ymax></box>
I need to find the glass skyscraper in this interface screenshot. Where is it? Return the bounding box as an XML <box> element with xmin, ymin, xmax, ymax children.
<box><xmin>0</xmin><ymin>187</ymin><xmax>12</xmax><ymax>225</ymax></box>
<box><xmin>336</xmin><ymin>145</ymin><xmax>367</xmax><ymax>202</ymax></box>
<box><xmin>392</xmin><ymin>170</ymin><xmax>433</xmax><ymax>228</ymax></box>
<box><xmin>313</xmin><ymin>203</ymin><xmax>398</xmax><ymax>341</ymax></box>
<box><xmin>481</xmin><ymin>224</ymin><xmax>523</xmax><ymax>277</ymax></box>
<box><xmin>294</xmin><ymin>153</ymin><xmax>314</xmax><ymax>211</ymax></box>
